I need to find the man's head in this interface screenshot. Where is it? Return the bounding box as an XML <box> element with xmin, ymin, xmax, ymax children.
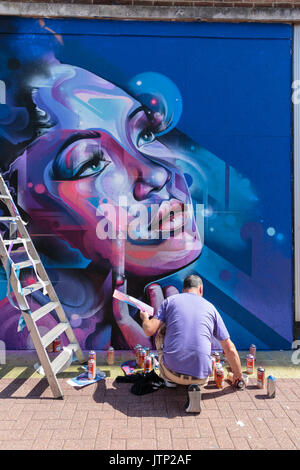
<box><xmin>183</xmin><ymin>274</ymin><xmax>203</xmax><ymax>296</ymax></box>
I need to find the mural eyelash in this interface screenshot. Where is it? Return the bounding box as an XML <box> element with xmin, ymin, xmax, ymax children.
<box><xmin>71</xmin><ymin>150</ymin><xmax>111</xmax><ymax>180</ymax></box>
<box><xmin>56</xmin><ymin>131</ymin><xmax>102</xmax><ymax>156</ymax></box>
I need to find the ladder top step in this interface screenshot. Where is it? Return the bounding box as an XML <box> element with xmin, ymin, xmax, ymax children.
<box><xmin>31</xmin><ymin>301</ymin><xmax>60</xmax><ymax>322</ymax></box>
<box><xmin>41</xmin><ymin>322</ymin><xmax>69</xmax><ymax>349</ymax></box>
<box><xmin>13</xmin><ymin>259</ymin><xmax>40</xmax><ymax>270</ymax></box>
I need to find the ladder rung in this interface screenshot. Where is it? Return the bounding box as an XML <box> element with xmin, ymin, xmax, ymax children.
<box><xmin>13</xmin><ymin>259</ymin><xmax>40</xmax><ymax>270</ymax></box>
<box><xmin>41</xmin><ymin>323</ymin><xmax>69</xmax><ymax>349</ymax></box>
<box><xmin>0</xmin><ymin>195</ymin><xmax>10</xmax><ymax>199</ymax></box>
<box><xmin>31</xmin><ymin>301</ymin><xmax>60</xmax><ymax>322</ymax></box>
<box><xmin>51</xmin><ymin>344</ymin><xmax>78</xmax><ymax>375</ymax></box>
<box><xmin>23</xmin><ymin>281</ymin><xmax>50</xmax><ymax>296</ymax></box>
<box><xmin>0</xmin><ymin>217</ymin><xmax>18</xmax><ymax>221</ymax></box>
<box><xmin>3</xmin><ymin>238</ymin><xmax>30</xmax><ymax>246</ymax></box>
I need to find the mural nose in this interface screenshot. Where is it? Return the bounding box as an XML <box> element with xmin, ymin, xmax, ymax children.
<box><xmin>133</xmin><ymin>165</ymin><xmax>170</xmax><ymax>201</ymax></box>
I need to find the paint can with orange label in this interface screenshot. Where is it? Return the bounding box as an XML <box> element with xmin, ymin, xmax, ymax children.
<box><xmin>144</xmin><ymin>356</ymin><xmax>152</xmax><ymax>373</ymax></box>
<box><xmin>107</xmin><ymin>347</ymin><xmax>114</xmax><ymax>365</ymax></box>
<box><xmin>249</xmin><ymin>344</ymin><xmax>257</xmax><ymax>362</ymax></box>
<box><xmin>246</xmin><ymin>354</ymin><xmax>255</xmax><ymax>374</ymax></box>
<box><xmin>214</xmin><ymin>362</ymin><xmax>222</xmax><ymax>382</ymax></box>
<box><xmin>257</xmin><ymin>367</ymin><xmax>265</xmax><ymax>389</ymax></box>
<box><xmin>89</xmin><ymin>350</ymin><xmax>96</xmax><ymax>363</ymax></box>
<box><xmin>53</xmin><ymin>337</ymin><xmax>61</xmax><ymax>352</ymax></box>
<box><xmin>213</xmin><ymin>352</ymin><xmax>221</xmax><ymax>363</ymax></box>
<box><xmin>139</xmin><ymin>349</ymin><xmax>146</xmax><ymax>368</ymax></box>
<box><xmin>88</xmin><ymin>358</ymin><xmax>96</xmax><ymax>380</ymax></box>
<box><xmin>215</xmin><ymin>366</ymin><xmax>225</xmax><ymax>389</ymax></box>
<box><xmin>134</xmin><ymin>344</ymin><xmax>142</xmax><ymax>365</ymax></box>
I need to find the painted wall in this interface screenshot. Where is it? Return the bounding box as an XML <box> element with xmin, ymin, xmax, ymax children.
<box><xmin>0</xmin><ymin>18</ymin><xmax>293</xmax><ymax>350</ymax></box>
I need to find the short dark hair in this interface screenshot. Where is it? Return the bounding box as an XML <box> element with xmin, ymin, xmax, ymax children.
<box><xmin>183</xmin><ymin>274</ymin><xmax>203</xmax><ymax>290</ymax></box>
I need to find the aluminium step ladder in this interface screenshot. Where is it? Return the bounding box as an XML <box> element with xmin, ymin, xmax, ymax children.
<box><xmin>0</xmin><ymin>173</ymin><xmax>86</xmax><ymax>399</ymax></box>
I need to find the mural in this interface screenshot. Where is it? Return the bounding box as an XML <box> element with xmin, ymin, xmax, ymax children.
<box><xmin>0</xmin><ymin>18</ymin><xmax>293</xmax><ymax>350</ymax></box>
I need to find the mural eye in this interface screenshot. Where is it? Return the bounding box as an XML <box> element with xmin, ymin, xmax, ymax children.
<box><xmin>53</xmin><ymin>137</ymin><xmax>112</xmax><ymax>180</ymax></box>
<box><xmin>74</xmin><ymin>152</ymin><xmax>111</xmax><ymax>179</ymax></box>
<box><xmin>137</xmin><ymin>130</ymin><xmax>155</xmax><ymax>148</ymax></box>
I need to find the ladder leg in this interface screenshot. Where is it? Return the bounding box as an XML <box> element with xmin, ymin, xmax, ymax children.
<box><xmin>23</xmin><ymin>311</ymin><xmax>64</xmax><ymax>399</ymax></box>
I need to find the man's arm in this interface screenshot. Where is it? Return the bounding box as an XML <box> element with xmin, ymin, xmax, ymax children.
<box><xmin>220</xmin><ymin>338</ymin><xmax>243</xmax><ymax>383</ymax></box>
<box><xmin>140</xmin><ymin>311</ymin><xmax>163</xmax><ymax>337</ymax></box>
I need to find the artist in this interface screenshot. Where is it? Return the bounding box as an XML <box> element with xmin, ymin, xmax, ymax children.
<box><xmin>140</xmin><ymin>274</ymin><xmax>243</xmax><ymax>412</ymax></box>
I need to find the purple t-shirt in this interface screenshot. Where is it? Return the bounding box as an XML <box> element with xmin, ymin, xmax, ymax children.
<box><xmin>154</xmin><ymin>293</ymin><xmax>230</xmax><ymax>379</ymax></box>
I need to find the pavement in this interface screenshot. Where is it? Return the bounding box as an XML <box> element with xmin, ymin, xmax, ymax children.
<box><xmin>0</xmin><ymin>350</ymin><xmax>299</xmax><ymax>450</ymax></box>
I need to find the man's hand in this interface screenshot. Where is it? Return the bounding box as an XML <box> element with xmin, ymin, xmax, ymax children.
<box><xmin>233</xmin><ymin>372</ymin><xmax>243</xmax><ymax>383</ymax></box>
<box><xmin>112</xmin><ymin>280</ymin><xmax>151</xmax><ymax>349</ymax></box>
<box><xmin>220</xmin><ymin>338</ymin><xmax>243</xmax><ymax>385</ymax></box>
<box><xmin>140</xmin><ymin>284</ymin><xmax>178</xmax><ymax>337</ymax></box>
<box><xmin>140</xmin><ymin>311</ymin><xmax>149</xmax><ymax>322</ymax></box>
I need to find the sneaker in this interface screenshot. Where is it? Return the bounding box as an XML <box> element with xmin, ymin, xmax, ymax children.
<box><xmin>164</xmin><ymin>379</ymin><xmax>177</xmax><ymax>388</ymax></box>
<box><xmin>185</xmin><ymin>384</ymin><xmax>201</xmax><ymax>413</ymax></box>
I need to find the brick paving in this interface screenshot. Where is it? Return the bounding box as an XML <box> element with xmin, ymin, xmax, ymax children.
<box><xmin>0</xmin><ymin>376</ymin><xmax>299</xmax><ymax>450</ymax></box>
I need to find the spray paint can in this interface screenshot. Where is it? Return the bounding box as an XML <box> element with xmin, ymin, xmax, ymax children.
<box><xmin>9</xmin><ymin>221</ymin><xmax>18</xmax><ymax>240</ymax></box>
<box><xmin>236</xmin><ymin>378</ymin><xmax>246</xmax><ymax>390</ymax></box>
<box><xmin>257</xmin><ymin>367</ymin><xmax>265</xmax><ymax>389</ymax></box>
<box><xmin>267</xmin><ymin>375</ymin><xmax>276</xmax><ymax>398</ymax></box>
<box><xmin>88</xmin><ymin>358</ymin><xmax>96</xmax><ymax>380</ymax></box>
<box><xmin>215</xmin><ymin>366</ymin><xmax>225</xmax><ymax>389</ymax></box>
<box><xmin>227</xmin><ymin>372</ymin><xmax>245</xmax><ymax>390</ymax></box>
<box><xmin>139</xmin><ymin>348</ymin><xmax>146</xmax><ymax>368</ymax></box>
<box><xmin>214</xmin><ymin>362</ymin><xmax>222</xmax><ymax>383</ymax></box>
<box><xmin>53</xmin><ymin>337</ymin><xmax>61</xmax><ymax>352</ymax></box>
<box><xmin>107</xmin><ymin>346</ymin><xmax>114</xmax><ymax>365</ymax></box>
<box><xmin>144</xmin><ymin>356</ymin><xmax>152</xmax><ymax>373</ymax></box>
<box><xmin>213</xmin><ymin>352</ymin><xmax>221</xmax><ymax>363</ymax></box>
<box><xmin>89</xmin><ymin>350</ymin><xmax>96</xmax><ymax>363</ymax></box>
<box><xmin>246</xmin><ymin>354</ymin><xmax>255</xmax><ymax>374</ymax></box>
<box><xmin>144</xmin><ymin>347</ymin><xmax>150</xmax><ymax>356</ymax></box>
<box><xmin>134</xmin><ymin>344</ymin><xmax>142</xmax><ymax>365</ymax></box>
<box><xmin>249</xmin><ymin>344</ymin><xmax>257</xmax><ymax>362</ymax></box>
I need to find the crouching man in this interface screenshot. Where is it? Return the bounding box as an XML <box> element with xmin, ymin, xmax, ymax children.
<box><xmin>140</xmin><ymin>274</ymin><xmax>243</xmax><ymax>413</ymax></box>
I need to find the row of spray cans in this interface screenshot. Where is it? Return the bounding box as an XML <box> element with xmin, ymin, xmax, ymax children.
<box><xmin>134</xmin><ymin>344</ymin><xmax>156</xmax><ymax>373</ymax></box>
<box><xmin>245</xmin><ymin>345</ymin><xmax>275</xmax><ymax>397</ymax></box>
<box><xmin>87</xmin><ymin>347</ymin><xmax>115</xmax><ymax>380</ymax></box>
<box><xmin>211</xmin><ymin>345</ymin><xmax>275</xmax><ymax>397</ymax></box>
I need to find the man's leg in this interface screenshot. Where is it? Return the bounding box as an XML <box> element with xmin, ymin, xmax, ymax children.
<box><xmin>155</xmin><ymin>325</ymin><xmax>177</xmax><ymax>386</ymax></box>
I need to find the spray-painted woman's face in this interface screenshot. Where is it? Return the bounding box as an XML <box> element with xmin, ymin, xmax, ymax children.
<box><xmin>17</xmin><ymin>65</ymin><xmax>202</xmax><ymax>277</ymax></box>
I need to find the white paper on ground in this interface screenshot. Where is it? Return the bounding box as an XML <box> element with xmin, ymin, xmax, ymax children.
<box><xmin>113</xmin><ymin>289</ymin><xmax>154</xmax><ymax>316</ymax></box>
<box><xmin>67</xmin><ymin>369</ymin><xmax>106</xmax><ymax>388</ymax></box>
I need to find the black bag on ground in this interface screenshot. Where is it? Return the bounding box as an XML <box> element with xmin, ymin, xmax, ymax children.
<box><xmin>116</xmin><ymin>370</ymin><xmax>165</xmax><ymax>395</ymax></box>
